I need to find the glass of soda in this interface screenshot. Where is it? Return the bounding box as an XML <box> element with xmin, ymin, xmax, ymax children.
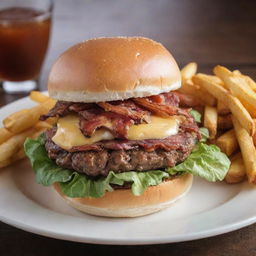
<box><xmin>0</xmin><ymin>0</ymin><xmax>53</xmax><ymax>93</ymax></box>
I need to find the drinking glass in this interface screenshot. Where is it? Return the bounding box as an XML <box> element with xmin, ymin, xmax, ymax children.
<box><xmin>0</xmin><ymin>0</ymin><xmax>53</xmax><ymax>93</ymax></box>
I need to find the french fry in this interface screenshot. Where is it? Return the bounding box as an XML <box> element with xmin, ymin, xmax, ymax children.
<box><xmin>29</xmin><ymin>93</ymin><xmax>56</xmax><ymax>111</ymax></box>
<box><xmin>29</xmin><ymin>91</ymin><xmax>50</xmax><ymax>103</ymax></box>
<box><xmin>216</xmin><ymin>129</ymin><xmax>238</xmax><ymax>156</ymax></box>
<box><xmin>197</xmin><ymin>74</ymin><xmax>224</xmax><ymax>86</ymax></box>
<box><xmin>2</xmin><ymin>144</ymin><xmax>29</xmax><ymax>167</ymax></box>
<box><xmin>193</xmin><ymin>74</ymin><xmax>227</xmax><ymax>102</ymax></box>
<box><xmin>3</xmin><ymin>109</ymin><xmax>30</xmax><ymax>133</ymax></box>
<box><xmin>0</xmin><ymin>93</ymin><xmax>56</xmax><ymax>168</ymax></box>
<box><xmin>213</xmin><ymin>65</ymin><xmax>232</xmax><ymax>79</ymax></box>
<box><xmin>41</xmin><ymin>98</ymin><xmax>56</xmax><ymax>111</ymax></box>
<box><xmin>204</xmin><ymin>106</ymin><xmax>218</xmax><ymax>139</ymax></box>
<box><xmin>0</xmin><ymin>128</ymin><xmax>35</xmax><ymax>163</ymax></box>
<box><xmin>227</xmin><ymin>96</ymin><xmax>255</xmax><ymax>135</ymax></box>
<box><xmin>177</xmin><ymin>81</ymin><xmax>202</xmax><ymax>105</ymax></box>
<box><xmin>0</xmin><ymin>159</ymin><xmax>12</xmax><ymax>169</ymax></box>
<box><xmin>3</xmin><ymin>106</ymin><xmax>45</xmax><ymax>133</ymax></box>
<box><xmin>179</xmin><ymin>80</ymin><xmax>216</xmax><ymax>106</ymax></box>
<box><xmin>193</xmin><ymin>74</ymin><xmax>255</xmax><ymax>136</ymax></box>
<box><xmin>233</xmin><ymin>70</ymin><xmax>241</xmax><ymax>75</ymax></box>
<box><xmin>237</xmin><ymin>99</ymin><xmax>256</xmax><ymax>118</ymax></box>
<box><xmin>218</xmin><ymin>114</ymin><xmax>233</xmax><ymax>130</ymax></box>
<box><xmin>0</xmin><ymin>127</ymin><xmax>13</xmax><ymax>144</ymax></box>
<box><xmin>12</xmin><ymin>147</ymin><xmax>26</xmax><ymax>162</ymax></box>
<box><xmin>225</xmin><ymin>153</ymin><xmax>246</xmax><ymax>184</ymax></box>
<box><xmin>214</xmin><ymin>66</ymin><xmax>256</xmax><ymax>118</ymax></box>
<box><xmin>233</xmin><ymin>70</ymin><xmax>256</xmax><ymax>91</ymax></box>
<box><xmin>1</xmin><ymin>135</ymin><xmax>38</xmax><ymax>167</ymax></box>
<box><xmin>232</xmin><ymin>116</ymin><xmax>256</xmax><ymax>184</ymax></box>
<box><xmin>242</xmin><ymin>75</ymin><xmax>256</xmax><ymax>91</ymax></box>
<box><xmin>217</xmin><ymin>100</ymin><xmax>230</xmax><ymax>115</ymax></box>
<box><xmin>2</xmin><ymin>101</ymin><xmax>55</xmax><ymax>134</ymax></box>
<box><xmin>253</xmin><ymin>119</ymin><xmax>256</xmax><ymax>146</ymax></box>
<box><xmin>34</xmin><ymin>121</ymin><xmax>53</xmax><ymax>130</ymax></box>
<box><xmin>199</xmin><ymin>87</ymin><xmax>217</xmax><ymax>106</ymax></box>
<box><xmin>181</xmin><ymin>62</ymin><xmax>197</xmax><ymax>81</ymax></box>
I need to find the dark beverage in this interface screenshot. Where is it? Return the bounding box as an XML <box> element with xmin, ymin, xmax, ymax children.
<box><xmin>0</xmin><ymin>7</ymin><xmax>51</xmax><ymax>81</ymax></box>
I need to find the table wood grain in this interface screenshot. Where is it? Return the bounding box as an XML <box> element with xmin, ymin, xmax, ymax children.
<box><xmin>0</xmin><ymin>0</ymin><xmax>256</xmax><ymax>255</ymax></box>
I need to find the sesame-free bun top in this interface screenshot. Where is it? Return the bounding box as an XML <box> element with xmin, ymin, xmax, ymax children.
<box><xmin>48</xmin><ymin>37</ymin><xmax>181</xmax><ymax>103</ymax></box>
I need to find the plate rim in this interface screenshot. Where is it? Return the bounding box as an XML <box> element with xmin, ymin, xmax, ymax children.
<box><xmin>1</xmin><ymin>210</ymin><xmax>256</xmax><ymax>245</ymax></box>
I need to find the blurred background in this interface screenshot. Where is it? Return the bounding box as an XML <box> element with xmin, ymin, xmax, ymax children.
<box><xmin>40</xmin><ymin>0</ymin><xmax>256</xmax><ymax>88</ymax></box>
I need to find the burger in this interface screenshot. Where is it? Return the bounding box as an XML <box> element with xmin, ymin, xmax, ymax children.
<box><xmin>25</xmin><ymin>37</ymin><xmax>230</xmax><ymax>217</ymax></box>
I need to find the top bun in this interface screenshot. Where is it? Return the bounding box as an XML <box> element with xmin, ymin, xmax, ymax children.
<box><xmin>48</xmin><ymin>37</ymin><xmax>181</xmax><ymax>102</ymax></box>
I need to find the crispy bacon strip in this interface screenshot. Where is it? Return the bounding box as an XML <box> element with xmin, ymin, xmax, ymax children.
<box><xmin>79</xmin><ymin>108</ymin><xmax>134</xmax><ymax>138</ymax></box>
<box><xmin>40</xmin><ymin>101</ymin><xmax>72</xmax><ymax>120</ymax></box>
<box><xmin>150</xmin><ymin>92</ymin><xmax>180</xmax><ymax>106</ymax></box>
<box><xmin>40</xmin><ymin>102</ymin><xmax>95</xmax><ymax>120</ymax></box>
<box><xmin>69</xmin><ymin>103</ymin><xmax>95</xmax><ymax>112</ymax></box>
<box><xmin>98</xmin><ymin>100</ymin><xmax>150</xmax><ymax>123</ymax></box>
<box><xmin>133</xmin><ymin>98</ymin><xmax>191</xmax><ymax>118</ymax></box>
<box><xmin>148</xmin><ymin>94</ymin><xmax>164</xmax><ymax>104</ymax></box>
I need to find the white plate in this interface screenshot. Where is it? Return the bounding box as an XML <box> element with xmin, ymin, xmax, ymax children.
<box><xmin>0</xmin><ymin>96</ymin><xmax>256</xmax><ymax>245</ymax></box>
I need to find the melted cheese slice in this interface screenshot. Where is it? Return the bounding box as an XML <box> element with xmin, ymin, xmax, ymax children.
<box><xmin>127</xmin><ymin>116</ymin><xmax>179</xmax><ymax>140</ymax></box>
<box><xmin>52</xmin><ymin>115</ymin><xmax>180</xmax><ymax>150</ymax></box>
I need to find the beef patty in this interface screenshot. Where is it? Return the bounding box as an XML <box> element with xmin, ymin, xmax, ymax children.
<box><xmin>45</xmin><ymin>128</ymin><xmax>197</xmax><ymax>177</ymax></box>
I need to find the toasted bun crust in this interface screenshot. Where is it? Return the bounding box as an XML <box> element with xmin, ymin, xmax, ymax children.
<box><xmin>48</xmin><ymin>37</ymin><xmax>181</xmax><ymax>102</ymax></box>
<box><xmin>53</xmin><ymin>173</ymin><xmax>192</xmax><ymax>218</ymax></box>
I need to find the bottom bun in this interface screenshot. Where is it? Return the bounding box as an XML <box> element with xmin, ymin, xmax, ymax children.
<box><xmin>53</xmin><ymin>173</ymin><xmax>193</xmax><ymax>218</ymax></box>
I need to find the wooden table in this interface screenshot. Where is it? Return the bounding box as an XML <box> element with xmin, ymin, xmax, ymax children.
<box><xmin>0</xmin><ymin>0</ymin><xmax>255</xmax><ymax>255</ymax></box>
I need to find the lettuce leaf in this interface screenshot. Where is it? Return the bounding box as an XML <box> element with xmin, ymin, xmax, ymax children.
<box><xmin>59</xmin><ymin>170</ymin><xmax>169</xmax><ymax>198</ymax></box>
<box><xmin>199</xmin><ymin>127</ymin><xmax>210</xmax><ymax>142</ymax></box>
<box><xmin>190</xmin><ymin>109</ymin><xmax>201</xmax><ymax>123</ymax></box>
<box><xmin>24</xmin><ymin>134</ymin><xmax>230</xmax><ymax>198</ymax></box>
<box><xmin>167</xmin><ymin>142</ymin><xmax>230</xmax><ymax>182</ymax></box>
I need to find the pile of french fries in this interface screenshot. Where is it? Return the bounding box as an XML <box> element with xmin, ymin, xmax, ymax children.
<box><xmin>0</xmin><ymin>92</ymin><xmax>56</xmax><ymax>168</ymax></box>
<box><xmin>180</xmin><ymin>63</ymin><xmax>256</xmax><ymax>184</ymax></box>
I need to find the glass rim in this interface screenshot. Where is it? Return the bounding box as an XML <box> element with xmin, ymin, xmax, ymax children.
<box><xmin>0</xmin><ymin>0</ymin><xmax>54</xmax><ymax>25</ymax></box>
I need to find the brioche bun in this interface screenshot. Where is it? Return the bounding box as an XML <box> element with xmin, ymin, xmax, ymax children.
<box><xmin>53</xmin><ymin>173</ymin><xmax>192</xmax><ymax>218</ymax></box>
<box><xmin>48</xmin><ymin>37</ymin><xmax>181</xmax><ymax>103</ymax></box>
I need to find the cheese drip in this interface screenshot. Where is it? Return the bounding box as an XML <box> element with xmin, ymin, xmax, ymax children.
<box><xmin>52</xmin><ymin>115</ymin><xmax>180</xmax><ymax>150</ymax></box>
